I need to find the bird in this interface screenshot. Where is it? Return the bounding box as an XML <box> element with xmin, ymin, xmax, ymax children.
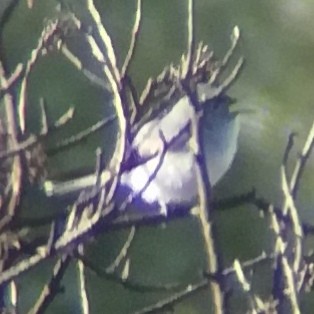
<box><xmin>43</xmin><ymin>83</ymin><xmax>240</xmax><ymax>212</ymax></box>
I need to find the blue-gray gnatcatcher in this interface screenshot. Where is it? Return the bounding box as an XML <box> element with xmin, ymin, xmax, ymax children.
<box><xmin>44</xmin><ymin>84</ymin><xmax>240</xmax><ymax>208</ymax></box>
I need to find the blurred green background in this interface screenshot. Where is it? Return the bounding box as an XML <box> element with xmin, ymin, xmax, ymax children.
<box><xmin>1</xmin><ymin>0</ymin><xmax>314</xmax><ymax>313</ymax></box>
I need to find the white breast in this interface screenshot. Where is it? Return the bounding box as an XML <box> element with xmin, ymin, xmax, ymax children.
<box><xmin>121</xmin><ymin>96</ymin><xmax>240</xmax><ymax>206</ymax></box>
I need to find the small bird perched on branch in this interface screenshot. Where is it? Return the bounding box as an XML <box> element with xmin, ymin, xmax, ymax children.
<box><xmin>43</xmin><ymin>22</ymin><xmax>243</xmax><ymax>213</ymax></box>
<box><xmin>44</xmin><ymin>83</ymin><xmax>240</xmax><ymax>211</ymax></box>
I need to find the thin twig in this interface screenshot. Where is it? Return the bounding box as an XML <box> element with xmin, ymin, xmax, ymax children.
<box><xmin>0</xmin><ymin>197</ymin><xmax>114</xmax><ymax>287</ymax></box>
<box><xmin>290</xmin><ymin>120</ymin><xmax>314</xmax><ymax>198</ymax></box>
<box><xmin>207</xmin><ymin>57</ymin><xmax>244</xmax><ymax>100</ymax></box>
<box><xmin>283</xmin><ymin>132</ymin><xmax>297</xmax><ymax>165</ymax></box>
<box><xmin>133</xmin><ymin>279</ymin><xmax>208</xmax><ymax>314</ymax></box>
<box><xmin>281</xmin><ymin>166</ymin><xmax>303</xmax><ymax>272</ymax></box>
<box><xmin>0</xmin><ymin>134</ymin><xmax>37</xmax><ymax>161</ymax></box>
<box><xmin>60</xmin><ymin>43</ymin><xmax>108</xmax><ymax>90</ymax></box>
<box><xmin>182</xmin><ymin>2</ymin><xmax>226</xmax><ymax>310</ymax></box>
<box><xmin>281</xmin><ymin>255</ymin><xmax>301</xmax><ymax>314</ymax></box>
<box><xmin>106</xmin><ymin>226</ymin><xmax>136</xmax><ymax>273</ymax></box>
<box><xmin>18</xmin><ymin>20</ymin><xmax>60</xmax><ymax>133</ymax></box>
<box><xmin>53</xmin><ymin>106</ymin><xmax>75</xmax><ymax>128</ymax></box>
<box><xmin>182</xmin><ymin>0</ymin><xmax>195</xmax><ymax>79</ymax></box>
<box><xmin>133</xmin><ymin>251</ymin><xmax>273</xmax><ymax>314</ymax></box>
<box><xmin>121</xmin><ymin>0</ymin><xmax>142</xmax><ymax>78</ymax></box>
<box><xmin>86</xmin><ymin>0</ymin><xmax>121</xmax><ymax>85</ymax></box>
<box><xmin>47</xmin><ymin>114</ymin><xmax>116</xmax><ymax>156</ymax></box>
<box><xmin>0</xmin><ymin>107</ymin><xmax>75</xmax><ymax>161</ymax></box>
<box><xmin>233</xmin><ymin>259</ymin><xmax>266</xmax><ymax>313</ymax></box>
<box><xmin>77</xmin><ymin>246</ymin><xmax>90</xmax><ymax>314</ymax></box>
<box><xmin>77</xmin><ymin>252</ymin><xmax>180</xmax><ymax>293</ymax></box>
<box><xmin>39</xmin><ymin>98</ymin><xmax>49</xmax><ymax>135</ymax></box>
<box><xmin>0</xmin><ymin>55</ymin><xmax>23</xmax><ymax>225</ymax></box>
<box><xmin>7</xmin><ymin>280</ymin><xmax>18</xmax><ymax>312</ymax></box>
<box><xmin>27</xmin><ymin>255</ymin><xmax>71</xmax><ymax>314</ymax></box>
<box><xmin>84</xmin><ymin>1</ymin><xmax>128</xmax><ymax>205</ymax></box>
<box><xmin>270</xmin><ymin>199</ymin><xmax>300</xmax><ymax>314</ymax></box>
<box><xmin>208</xmin><ymin>26</ymin><xmax>241</xmax><ymax>85</ymax></box>
<box><xmin>192</xmin><ymin>125</ymin><xmax>225</xmax><ymax>313</ymax></box>
<box><xmin>0</xmin><ymin>63</ymin><xmax>23</xmax><ymax>98</ymax></box>
<box><xmin>229</xmin><ymin>252</ymin><xmax>272</xmax><ymax>277</ymax></box>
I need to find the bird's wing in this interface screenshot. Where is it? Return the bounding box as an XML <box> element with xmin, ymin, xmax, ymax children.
<box><xmin>132</xmin><ymin>96</ymin><xmax>195</xmax><ymax>157</ymax></box>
